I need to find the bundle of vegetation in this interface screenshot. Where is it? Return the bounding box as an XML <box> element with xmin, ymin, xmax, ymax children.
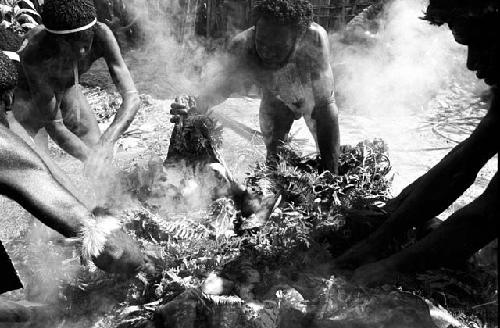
<box><xmin>166</xmin><ymin>96</ymin><xmax>223</xmax><ymax>166</ymax></box>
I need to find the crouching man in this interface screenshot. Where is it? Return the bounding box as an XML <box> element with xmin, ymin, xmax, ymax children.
<box><xmin>0</xmin><ymin>52</ymin><xmax>146</xmax><ymax>322</ymax></box>
<box><xmin>333</xmin><ymin>0</ymin><xmax>499</xmax><ymax>286</ymax></box>
<box><xmin>12</xmin><ymin>0</ymin><xmax>139</xmax><ymax>173</ymax></box>
<box><xmin>172</xmin><ymin>0</ymin><xmax>340</xmax><ymax>173</ymax></box>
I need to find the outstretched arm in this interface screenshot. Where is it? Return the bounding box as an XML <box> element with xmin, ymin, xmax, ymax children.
<box><xmin>0</xmin><ymin>125</ymin><xmax>146</xmax><ymax>274</ymax></box>
<box><xmin>309</xmin><ymin>25</ymin><xmax>340</xmax><ymax>173</ymax></box>
<box><xmin>0</xmin><ymin>125</ymin><xmax>90</xmax><ymax>237</ymax></box>
<box><xmin>99</xmin><ymin>23</ymin><xmax>140</xmax><ymax>145</ymax></box>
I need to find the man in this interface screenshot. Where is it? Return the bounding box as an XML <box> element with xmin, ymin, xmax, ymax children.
<box><xmin>12</xmin><ymin>0</ymin><xmax>139</xmax><ymax>171</ymax></box>
<box><xmin>0</xmin><ymin>51</ymin><xmax>146</xmax><ymax>322</ymax></box>
<box><xmin>172</xmin><ymin>0</ymin><xmax>340</xmax><ymax>173</ymax></box>
<box><xmin>333</xmin><ymin>0</ymin><xmax>499</xmax><ymax>285</ymax></box>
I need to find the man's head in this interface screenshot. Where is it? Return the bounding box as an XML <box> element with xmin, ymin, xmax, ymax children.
<box><xmin>0</xmin><ymin>52</ymin><xmax>18</xmax><ymax>127</ymax></box>
<box><xmin>42</xmin><ymin>0</ymin><xmax>97</xmax><ymax>59</ymax></box>
<box><xmin>423</xmin><ymin>0</ymin><xmax>500</xmax><ymax>86</ymax></box>
<box><xmin>0</xmin><ymin>27</ymin><xmax>23</xmax><ymax>52</ymax></box>
<box><xmin>252</xmin><ymin>0</ymin><xmax>313</xmax><ymax>66</ymax></box>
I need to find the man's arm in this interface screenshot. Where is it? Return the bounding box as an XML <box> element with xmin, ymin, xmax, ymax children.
<box><xmin>309</xmin><ymin>24</ymin><xmax>340</xmax><ymax>173</ymax></box>
<box><xmin>98</xmin><ymin>23</ymin><xmax>139</xmax><ymax>144</ymax></box>
<box><xmin>0</xmin><ymin>125</ymin><xmax>147</xmax><ymax>274</ymax></box>
<box><xmin>0</xmin><ymin>126</ymin><xmax>90</xmax><ymax>237</ymax></box>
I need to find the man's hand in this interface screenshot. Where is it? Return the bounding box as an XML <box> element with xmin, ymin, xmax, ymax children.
<box><xmin>81</xmin><ymin>215</ymin><xmax>147</xmax><ymax>275</ymax></box>
<box><xmin>92</xmin><ymin>228</ymin><xmax>146</xmax><ymax>275</ymax></box>
<box><xmin>84</xmin><ymin>143</ymin><xmax>114</xmax><ymax>179</ymax></box>
<box><xmin>170</xmin><ymin>95</ymin><xmax>208</xmax><ymax>122</ymax></box>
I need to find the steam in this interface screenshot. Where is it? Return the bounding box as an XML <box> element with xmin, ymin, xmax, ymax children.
<box><xmin>114</xmin><ymin>0</ymin><xmax>229</xmax><ymax>98</ymax></box>
<box><xmin>130</xmin><ymin>156</ymin><xmax>234</xmax><ymax>217</ymax></box>
<box><xmin>331</xmin><ymin>0</ymin><xmax>475</xmax><ymax>116</ymax></box>
<box><xmin>9</xmin><ymin>221</ymin><xmax>81</xmax><ymax>304</ymax></box>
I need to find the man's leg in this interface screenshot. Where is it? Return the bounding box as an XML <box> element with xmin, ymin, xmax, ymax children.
<box><xmin>61</xmin><ymin>84</ymin><xmax>101</xmax><ymax>148</ymax></box>
<box><xmin>259</xmin><ymin>95</ymin><xmax>295</xmax><ymax>165</ymax></box>
<box><xmin>352</xmin><ymin>172</ymin><xmax>499</xmax><ymax>286</ymax></box>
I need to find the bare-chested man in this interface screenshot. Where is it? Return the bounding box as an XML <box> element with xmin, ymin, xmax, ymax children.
<box><xmin>172</xmin><ymin>0</ymin><xmax>340</xmax><ymax>173</ymax></box>
<box><xmin>0</xmin><ymin>51</ymin><xmax>145</xmax><ymax>322</ymax></box>
<box><xmin>13</xmin><ymin>0</ymin><xmax>139</xmax><ymax>171</ymax></box>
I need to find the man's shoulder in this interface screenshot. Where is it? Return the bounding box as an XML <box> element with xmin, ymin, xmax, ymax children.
<box><xmin>94</xmin><ymin>21</ymin><xmax>115</xmax><ymax>40</ymax></box>
<box><xmin>302</xmin><ymin>22</ymin><xmax>329</xmax><ymax>49</ymax></box>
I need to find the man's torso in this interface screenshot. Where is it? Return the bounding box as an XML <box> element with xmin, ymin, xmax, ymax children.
<box><xmin>229</xmin><ymin>23</ymin><xmax>329</xmax><ymax>117</ymax></box>
<box><xmin>19</xmin><ymin>23</ymin><xmax>108</xmax><ymax>92</ymax></box>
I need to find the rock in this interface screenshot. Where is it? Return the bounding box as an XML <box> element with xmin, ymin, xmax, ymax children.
<box><xmin>155</xmin><ymin>292</ymin><xmax>199</xmax><ymax>328</ymax></box>
<box><xmin>155</xmin><ymin>290</ymin><xmax>279</xmax><ymax>328</ymax></box>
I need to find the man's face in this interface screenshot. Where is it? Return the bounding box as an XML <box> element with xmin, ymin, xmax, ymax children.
<box><xmin>58</xmin><ymin>29</ymin><xmax>94</xmax><ymax>60</ymax></box>
<box><xmin>450</xmin><ymin>17</ymin><xmax>500</xmax><ymax>86</ymax></box>
<box><xmin>255</xmin><ymin>18</ymin><xmax>296</xmax><ymax>67</ymax></box>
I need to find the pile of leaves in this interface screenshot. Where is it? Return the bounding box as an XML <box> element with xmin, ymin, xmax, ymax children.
<box><xmin>234</xmin><ymin>139</ymin><xmax>392</xmax><ymax>270</ymax></box>
<box><xmin>8</xmin><ymin>137</ymin><xmax>497</xmax><ymax>327</ymax></box>
<box><xmin>4</xmin><ymin>139</ymin><xmax>384</xmax><ymax>327</ymax></box>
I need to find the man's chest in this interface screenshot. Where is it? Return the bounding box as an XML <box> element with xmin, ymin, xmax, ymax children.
<box><xmin>41</xmin><ymin>54</ymin><xmax>95</xmax><ymax>90</ymax></box>
<box><xmin>252</xmin><ymin>61</ymin><xmax>314</xmax><ymax>113</ymax></box>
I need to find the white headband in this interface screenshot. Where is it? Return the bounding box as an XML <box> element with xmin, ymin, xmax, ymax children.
<box><xmin>45</xmin><ymin>18</ymin><xmax>97</xmax><ymax>35</ymax></box>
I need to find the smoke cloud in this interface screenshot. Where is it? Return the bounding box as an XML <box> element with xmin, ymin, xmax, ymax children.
<box><xmin>331</xmin><ymin>0</ymin><xmax>477</xmax><ymax>116</ymax></box>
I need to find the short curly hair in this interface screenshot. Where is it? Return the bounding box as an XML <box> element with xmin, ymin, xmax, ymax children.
<box><xmin>0</xmin><ymin>27</ymin><xmax>23</xmax><ymax>52</ymax></box>
<box><xmin>253</xmin><ymin>0</ymin><xmax>313</xmax><ymax>34</ymax></box>
<box><xmin>422</xmin><ymin>0</ymin><xmax>499</xmax><ymax>26</ymax></box>
<box><xmin>0</xmin><ymin>52</ymin><xmax>18</xmax><ymax>92</ymax></box>
<box><xmin>42</xmin><ymin>0</ymin><xmax>96</xmax><ymax>31</ymax></box>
